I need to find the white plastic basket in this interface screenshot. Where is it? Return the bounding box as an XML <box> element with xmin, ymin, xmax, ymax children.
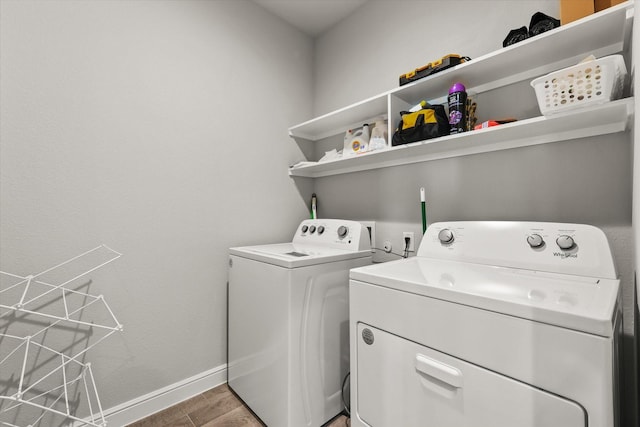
<box><xmin>530</xmin><ymin>54</ymin><xmax>627</xmax><ymax>115</ymax></box>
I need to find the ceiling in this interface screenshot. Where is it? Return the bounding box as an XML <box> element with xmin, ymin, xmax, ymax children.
<box><xmin>252</xmin><ymin>0</ymin><xmax>369</xmax><ymax>37</ymax></box>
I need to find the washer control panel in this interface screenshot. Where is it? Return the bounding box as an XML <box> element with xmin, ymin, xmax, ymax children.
<box><xmin>437</xmin><ymin>229</ymin><xmax>455</xmax><ymax>244</ymax></box>
<box><xmin>526</xmin><ymin>233</ymin><xmax>544</xmax><ymax>248</ymax></box>
<box><xmin>294</xmin><ymin>219</ymin><xmax>370</xmax><ymax>251</ymax></box>
<box><xmin>419</xmin><ymin>221</ymin><xmax>617</xmax><ymax>279</ymax></box>
<box><xmin>556</xmin><ymin>235</ymin><xmax>575</xmax><ymax>250</ymax></box>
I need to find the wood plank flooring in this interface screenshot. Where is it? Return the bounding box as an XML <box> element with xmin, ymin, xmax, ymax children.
<box><xmin>126</xmin><ymin>383</ymin><xmax>350</xmax><ymax>427</ymax></box>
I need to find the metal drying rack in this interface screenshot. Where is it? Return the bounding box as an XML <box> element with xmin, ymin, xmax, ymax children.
<box><xmin>0</xmin><ymin>245</ymin><xmax>123</xmax><ymax>427</ymax></box>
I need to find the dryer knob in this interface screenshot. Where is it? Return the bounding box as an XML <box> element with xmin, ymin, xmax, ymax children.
<box><xmin>337</xmin><ymin>226</ymin><xmax>348</xmax><ymax>238</ymax></box>
<box><xmin>527</xmin><ymin>234</ymin><xmax>544</xmax><ymax>248</ymax></box>
<box><xmin>317</xmin><ymin>226</ymin><xmax>325</xmax><ymax>235</ymax></box>
<box><xmin>438</xmin><ymin>229</ymin><xmax>454</xmax><ymax>244</ymax></box>
<box><xmin>309</xmin><ymin>226</ymin><xmax>316</xmax><ymax>234</ymax></box>
<box><xmin>301</xmin><ymin>225</ymin><xmax>309</xmax><ymax>233</ymax></box>
<box><xmin>556</xmin><ymin>235</ymin><xmax>575</xmax><ymax>250</ymax></box>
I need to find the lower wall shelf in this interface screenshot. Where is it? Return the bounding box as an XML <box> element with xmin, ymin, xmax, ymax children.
<box><xmin>288</xmin><ymin>98</ymin><xmax>634</xmax><ymax>178</ymax></box>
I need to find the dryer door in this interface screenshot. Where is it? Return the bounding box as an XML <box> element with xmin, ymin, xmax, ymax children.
<box><xmin>355</xmin><ymin>323</ymin><xmax>586</xmax><ymax>427</ymax></box>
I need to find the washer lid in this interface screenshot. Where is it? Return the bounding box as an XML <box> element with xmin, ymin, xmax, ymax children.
<box><xmin>230</xmin><ymin>242</ymin><xmax>371</xmax><ymax>268</ymax></box>
<box><xmin>350</xmin><ymin>257</ymin><xmax>620</xmax><ymax>337</ymax></box>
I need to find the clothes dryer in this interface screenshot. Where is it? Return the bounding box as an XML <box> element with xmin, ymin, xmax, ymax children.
<box><xmin>349</xmin><ymin>221</ymin><xmax>620</xmax><ymax>427</ymax></box>
<box><xmin>228</xmin><ymin>219</ymin><xmax>371</xmax><ymax>427</ymax></box>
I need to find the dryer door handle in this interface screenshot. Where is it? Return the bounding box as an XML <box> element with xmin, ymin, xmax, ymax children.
<box><xmin>415</xmin><ymin>354</ymin><xmax>463</xmax><ymax>388</ymax></box>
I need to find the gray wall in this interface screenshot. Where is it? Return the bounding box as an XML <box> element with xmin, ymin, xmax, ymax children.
<box><xmin>0</xmin><ymin>0</ymin><xmax>313</xmax><ymax>417</ymax></box>
<box><xmin>311</xmin><ymin>0</ymin><xmax>637</xmax><ymax>425</ymax></box>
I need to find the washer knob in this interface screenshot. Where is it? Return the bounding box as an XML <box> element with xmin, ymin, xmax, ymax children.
<box><xmin>301</xmin><ymin>225</ymin><xmax>309</xmax><ymax>233</ymax></box>
<box><xmin>309</xmin><ymin>225</ymin><xmax>316</xmax><ymax>234</ymax></box>
<box><xmin>438</xmin><ymin>229</ymin><xmax>454</xmax><ymax>244</ymax></box>
<box><xmin>317</xmin><ymin>226</ymin><xmax>325</xmax><ymax>235</ymax></box>
<box><xmin>556</xmin><ymin>235</ymin><xmax>575</xmax><ymax>250</ymax></box>
<box><xmin>527</xmin><ymin>234</ymin><xmax>544</xmax><ymax>248</ymax></box>
<box><xmin>337</xmin><ymin>226</ymin><xmax>348</xmax><ymax>238</ymax></box>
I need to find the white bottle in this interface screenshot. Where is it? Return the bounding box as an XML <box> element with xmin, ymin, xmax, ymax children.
<box><xmin>344</xmin><ymin>124</ymin><xmax>370</xmax><ymax>155</ymax></box>
<box><xmin>369</xmin><ymin>120</ymin><xmax>388</xmax><ymax>151</ymax></box>
<box><xmin>343</xmin><ymin>129</ymin><xmax>353</xmax><ymax>152</ymax></box>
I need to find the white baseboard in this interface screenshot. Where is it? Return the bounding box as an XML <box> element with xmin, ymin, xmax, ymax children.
<box><xmin>81</xmin><ymin>364</ymin><xmax>227</xmax><ymax>427</ymax></box>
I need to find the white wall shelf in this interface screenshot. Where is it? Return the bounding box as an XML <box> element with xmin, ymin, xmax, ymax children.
<box><xmin>288</xmin><ymin>92</ymin><xmax>388</xmax><ymax>141</ymax></box>
<box><xmin>289</xmin><ymin>98</ymin><xmax>634</xmax><ymax>178</ymax></box>
<box><xmin>388</xmin><ymin>1</ymin><xmax>633</xmax><ymax>106</ymax></box>
<box><xmin>287</xmin><ymin>1</ymin><xmax>634</xmax><ymax>176</ymax></box>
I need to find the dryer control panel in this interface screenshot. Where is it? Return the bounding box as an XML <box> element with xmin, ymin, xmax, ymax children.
<box><xmin>294</xmin><ymin>219</ymin><xmax>371</xmax><ymax>252</ymax></box>
<box><xmin>420</xmin><ymin>221</ymin><xmax>617</xmax><ymax>279</ymax></box>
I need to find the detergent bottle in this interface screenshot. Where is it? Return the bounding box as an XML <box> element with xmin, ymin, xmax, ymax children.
<box><xmin>344</xmin><ymin>124</ymin><xmax>370</xmax><ymax>155</ymax></box>
<box><xmin>369</xmin><ymin>120</ymin><xmax>388</xmax><ymax>151</ymax></box>
<box><xmin>343</xmin><ymin>129</ymin><xmax>353</xmax><ymax>152</ymax></box>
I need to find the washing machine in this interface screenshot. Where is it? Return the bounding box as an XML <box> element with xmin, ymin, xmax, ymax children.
<box><xmin>349</xmin><ymin>221</ymin><xmax>621</xmax><ymax>427</ymax></box>
<box><xmin>228</xmin><ymin>219</ymin><xmax>372</xmax><ymax>427</ymax></box>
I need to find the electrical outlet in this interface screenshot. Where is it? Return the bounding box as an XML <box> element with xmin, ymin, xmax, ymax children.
<box><xmin>360</xmin><ymin>221</ymin><xmax>376</xmax><ymax>250</ymax></box>
<box><xmin>383</xmin><ymin>241</ymin><xmax>392</xmax><ymax>253</ymax></box>
<box><xmin>403</xmin><ymin>232</ymin><xmax>415</xmax><ymax>252</ymax></box>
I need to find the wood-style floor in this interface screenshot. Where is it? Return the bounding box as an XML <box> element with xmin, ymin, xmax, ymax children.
<box><xmin>126</xmin><ymin>383</ymin><xmax>350</xmax><ymax>427</ymax></box>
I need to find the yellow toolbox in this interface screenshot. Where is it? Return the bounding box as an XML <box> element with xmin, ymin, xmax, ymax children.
<box><xmin>399</xmin><ymin>54</ymin><xmax>470</xmax><ymax>86</ymax></box>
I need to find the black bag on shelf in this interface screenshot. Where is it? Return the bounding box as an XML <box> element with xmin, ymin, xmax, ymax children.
<box><xmin>392</xmin><ymin>104</ymin><xmax>450</xmax><ymax>146</ymax></box>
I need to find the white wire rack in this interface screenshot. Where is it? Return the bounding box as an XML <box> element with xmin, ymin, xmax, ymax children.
<box><xmin>0</xmin><ymin>335</ymin><xmax>105</xmax><ymax>427</ymax></box>
<box><xmin>0</xmin><ymin>245</ymin><xmax>123</xmax><ymax>427</ymax></box>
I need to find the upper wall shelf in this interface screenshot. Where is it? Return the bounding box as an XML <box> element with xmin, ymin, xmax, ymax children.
<box><xmin>289</xmin><ymin>98</ymin><xmax>634</xmax><ymax>178</ymax></box>
<box><xmin>289</xmin><ymin>93</ymin><xmax>388</xmax><ymax>141</ymax></box>
<box><xmin>288</xmin><ymin>1</ymin><xmax>634</xmax><ymax>142</ymax></box>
